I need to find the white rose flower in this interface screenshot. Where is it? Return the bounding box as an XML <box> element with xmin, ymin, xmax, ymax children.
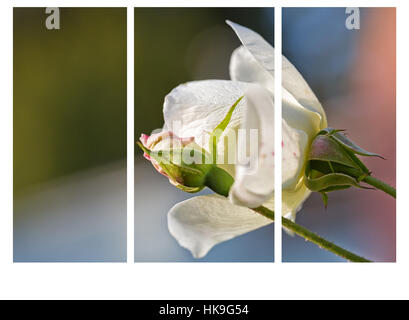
<box><xmin>140</xmin><ymin>21</ymin><xmax>327</xmax><ymax>258</ymax></box>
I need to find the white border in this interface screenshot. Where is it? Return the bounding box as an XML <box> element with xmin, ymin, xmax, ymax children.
<box><xmin>274</xmin><ymin>8</ymin><xmax>282</xmax><ymax>264</ymax></box>
<box><xmin>1</xmin><ymin>4</ymin><xmax>12</xmax><ymax>267</ymax></box>
<box><xmin>8</xmin><ymin>0</ymin><xmax>402</xmax><ymax>7</ymax></box>
<box><xmin>1</xmin><ymin>0</ymin><xmax>407</xmax><ymax>300</ymax></box>
<box><xmin>127</xmin><ymin>6</ymin><xmax>134</xmax><ymax>264</ymax></box>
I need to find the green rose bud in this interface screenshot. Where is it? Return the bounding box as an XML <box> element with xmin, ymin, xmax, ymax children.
<box><xmin>137</xmin><ymin>132</ymin><xmax>234</xmax><ymax>196</ymax></box>
<box><xmin>304</xmin><ymin>128</ymin><xmax>384</xmax><ymax>206</ymax></box>
<box><xmin>137</xmin><ymin>96</ymin><xmax>244</xmax><ymax>197</ymax></box>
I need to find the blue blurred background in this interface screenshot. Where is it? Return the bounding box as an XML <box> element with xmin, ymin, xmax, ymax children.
<box><xmin>282</xmin><ymin>8</ymin><xmax>396</xmax><ymax>262</ymax></box>
<box><xmin>134</xmin><ymin>8</ymin><xmax>275</xmax><ymax>262</ymax></box>
<box><xmin>14</xmin><ymin>8</ymin><xmax>127</xmax><ymax>262</ymax></box>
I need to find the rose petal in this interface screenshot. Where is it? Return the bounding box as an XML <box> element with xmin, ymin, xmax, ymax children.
<box><xmin>163</xmin><ymin>80</ymin><xmax>247</xmax><ymax>143</ymax></box>
<box><xmin>229</xmin><ymin>45</ymin><xmax>274</xmax><ymax>91</ymax></box>
<box><xmin>163</xmin><ymin>79</ymin><xmax>251</xmax><ymax>176</ymax></box>
<box><xmin>281</xmin><ymin>86</ymin><xmax>321</xmax><ymax>219</ymax></box>
<box><xmin>229</xmin><ymin>85</ymin><xmax>275</xmax><ymax>208</ymax></box>
<box><xmin>282</xmin><ymin>55</ymin><xmax>327</xmax><ymax>126</ymax></box>
<box><xmin>282</xmin><ymin>116</ymin><xmax>308</xmax><ymax>189</ymax></box>
<box><xmin>226</xmin><ymin>20</ymin><xmax>274</xmax><ymax>75</ymax></box>
<box><xmin>226</xmin><ymin>20</ymin><xmax>326</xmax><ymax>126</ymax></box>
<box><xmin>283</xmin><ymin>184</ymin><xmax>311</xmax><ymax>221</ymax></box>
<box><xmin>168</xmin><ymin>194</ymin><xmax>272</xmax><ymax>258</ymax></box>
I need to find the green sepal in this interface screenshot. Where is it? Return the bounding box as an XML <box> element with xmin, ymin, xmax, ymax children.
<box><xmin>304</xmin><ymin>164</ymin><xmax>362</xmax><ymax>193</ymax></box>
<box><xmin>209</xmin><ymin>96</ymin><xmax>243</xmax><ymax>163</ymax></box>
<box><xmin>319</xmin><ymin>128</ymin><xmax>384</xmax><ymax>159</ymax></box>
<box><xmin>173</xmin><ymin>184</ymin><xmax>204</xmax><ymax>193</ymax></box>
<box><xmin>321</xmin><ymin>192</ymin><xmax>328</xmax><ymax>208</ymax></box>
<box><xmin>137</xmin><ymin>142</ymin><xmax>212</xmax><ymax>191</ymax></box>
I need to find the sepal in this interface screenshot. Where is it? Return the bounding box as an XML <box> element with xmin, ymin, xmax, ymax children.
<box><xmin>305</xmin><ymin>128</ymin><xmax>383</xmax><ymax>206</ymax></box>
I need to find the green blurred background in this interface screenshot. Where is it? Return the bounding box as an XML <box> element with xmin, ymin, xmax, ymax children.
<box><xmin>14</xmin><ymin>8</ymin><xmax>127</xmax><ymax>261</ymax></box>
<box><xmin>14</xmin><ymin>8</ymin><xmax>126</xmax><ymax>195</ymax></box>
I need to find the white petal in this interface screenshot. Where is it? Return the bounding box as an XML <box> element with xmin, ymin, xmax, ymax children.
<box><xmin>163</xmin><ymin>80</ymin><xmax>251</xmax><ymax>175</ymax></box>
<box><xmin>281</xmin><ymin>88</ymin><xmax>324</xmax><ymax>220</ymax></box>
<box><xmin>281</xmin><ymin>87</ymin><xmax>323</xmax><ymax>192</ymax></box>
<box><xmin>226</xmin><ymin>20</ymin><xmax>274</xmax><ymax>75</ymax></box>
<box><xmin>229</xmin><ymin>85</ymin><xmax>274</xmax><ymax>208</ymax></box>
<box><xmin>280</xmin><ymin>89</ymin><xmax>319</xmax><ymax>218</ymax></box>
<box><xmin>283</xmin><ymin>184</ymin><xmax>311</xmax><ymax>220</ymax></box>
<box><xmin>168</xmin><ymin>194</ymin><xmax>272</xmax><ymax>258</ymax></box>
<box><xmin>226</xmin><ymin>20</ymin><xmax>326</xmax><ymax>126</ymax></box>
<box><xmin>282</xmin><ymin>55</ymin><xmax>327</xmax><ymax>125</ymax></box>
<box><xmin>282</xmin><ymin>117</ymin><xmax>308</xmax><ymax>188</ymax></box>
<box><xmin>163</xmin><ymin>80</ymin><xmax>247</xmax><ymax>141</ymax></box>
<box><xmin>283</xmin><ymin>87</ymin><xmax>322</xmax><ymax>138</ymax></box>
<box><xmin>229</xmin><ymin>46</ymin><xmax>273</xmax><ymax>91</ymax></box>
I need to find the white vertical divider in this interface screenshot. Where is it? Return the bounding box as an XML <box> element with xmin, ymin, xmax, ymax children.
<box><xmin>274</xmin><ymin>7</ymin><xmax>282</xmax><ymax>263</ymax></box>
<box><xmin>127</xmin><ymin>7</ymin><xmax>134</xmax><ymax>263</ymax></box>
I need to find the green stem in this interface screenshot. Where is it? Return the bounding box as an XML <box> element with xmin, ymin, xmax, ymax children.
<box><xmin>340</xmin><ymin>167</ymin><xmax>396</xmax><ymax>199</ymax></box>
<box><xmin>253</xmin><ymin>206</ymin><xmax>275</xmax><ymax>221</ymax></box>
<box><xmin>282</xmin><ymin>216</ymin><xmax>370</xmax><ymax>262</ymax></box>
<box><xmin>363</xmin><ymin>175</ymin><xmax>396</xmax><ymax>198</ymax></box>
<box><xmin>253</xmin><ymin>206</ymin><xmax>371</xmax><ymax>262</ymax></box>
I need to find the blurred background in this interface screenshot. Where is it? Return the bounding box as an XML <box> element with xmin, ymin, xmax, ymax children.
<box><xmin>282</xmin><ymin>8</ymin><xmax>396</xmax><ymax>262</ymax></box>
<box><xmin>14</xmin><ymin>8</ymin><xmax>127</xmax><ymax>261</ymax></box>
<box><xmin>134</xmin><ymin>8</ymin><xmax>275</xmax><ymax>261</ymax></box>
<box><xmin>14</xmin><ymin>7</ymin><xmax>393</xmax><ymax>263</ymax></box>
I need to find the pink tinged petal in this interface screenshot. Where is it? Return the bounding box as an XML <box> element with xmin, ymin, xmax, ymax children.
<box><xmin>151</xmin><ymin>162</ymin><xmax>169</xmax><ymax>178</ymax></box>
<box><xmin>139</xmin><ymin>131</ymin><xmax>195</xmax><ymax>152</ymax></box>
<box><xmin>139</xmin><ymin>134</ymin><xmax>152</xmax><ymax>161</ymax></box>
<box><xmin>145</xmin><ymin>131</ymin><xmax>173</xmax><ymax>149</ymax></box>
<box><xmin>139</xmin><ymin>131</ymin><xmax>198</xmax><ymax>183</ymax></box>
<box><xmin>180</xmin><ymin>137</ymin><xmax>195</xmax><ymax>144</ymax></box>
<box><xmin>168</xmin><ymin>194</ymin><xmax>271</xmax><ymax>258</ymax></box>
<box><xmin>229</xmin><ymin>84</ymin><xmax>274</xmax><ymax>208</ymax></box>
<box><xmin>140</xmin><ymin>133</ymin><xmax>149</xmax><ymax>146</ymax></box>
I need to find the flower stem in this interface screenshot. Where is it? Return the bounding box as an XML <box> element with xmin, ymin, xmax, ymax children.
<box><xmin>339</xmin><ymin>166</ymin><xmax>396</xmax><ymax>199</ymax></box>
<box><xmin>281</xmin><ymin>216</ymin><xmax>371</xmax><ymax>262</ymax></box>
<box><xmin>252</xmin><ymin>206</ymin><xmax>371</xmax><ymax>262</ymax></box>
<box><xmin>253</xmin><ymin>206</ymin><xmax>275</xmax><ymax>220</ymax></box>
<box><xmin>362</xmin><ymin>175</ymin><xmax>396</xmax><ymax>198</ymax></box>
